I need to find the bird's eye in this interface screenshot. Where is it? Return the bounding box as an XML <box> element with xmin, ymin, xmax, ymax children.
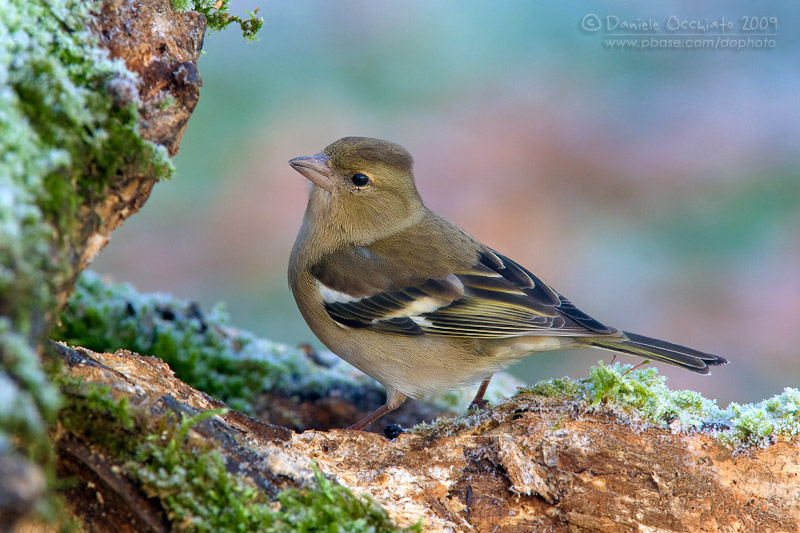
<box><xmin>350</xmin><ymin>173</ymin><xmax>371</xmax><ymax>187</ymax></box>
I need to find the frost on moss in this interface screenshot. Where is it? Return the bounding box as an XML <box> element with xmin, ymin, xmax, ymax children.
<box><xmin>583</xmin><ymin>362</ymin><xmax>720</xmax><ymax>430</ymax></box>
<box><xmin>1</xmin><ymin>0</ymin><xmax>171</xmax><ymax>513</ymax></box>
<box><xmin>57</xmin><ymin>271</ymin><xmax>373</xmax><ymax>413</ymax></box>
<box><xmin>584</xmin><ymin>363</ymin><xmax>800</xmax><ymax>449</ymax></box>
<box><xmin>418</xmin><ymin>361</ymin><xmax>799</xmax><ymax>450</ymax></box>
<box><xmin>723</xmin><ymin>387</ymin><xmax>800</xmax><ymax>448</ymax></box>
<box><xmin>522</xmin><ymin>362</ymin><xmax>800</xmax><ymax>450</ymax></box>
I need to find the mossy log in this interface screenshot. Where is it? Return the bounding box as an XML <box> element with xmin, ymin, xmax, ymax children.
<box><xmin>1</xmin><ymin>0</ymin><xmax>203</xmax><ymax>528</ymax></box>
<box><xmin>51</xmin><ymin>342</ymin><xmax>800</xmax><ymax>532</ymax></box>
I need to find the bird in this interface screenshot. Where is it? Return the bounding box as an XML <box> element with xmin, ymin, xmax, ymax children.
<box><xmin>288</xmin><ymin>136</ymin><xmax>728</xmax><ymax>431</ymax></box>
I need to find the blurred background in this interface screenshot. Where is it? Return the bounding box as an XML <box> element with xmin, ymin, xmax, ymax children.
<box><xmin>92</xmin><ymin>1</ymin><xmax>800</xmax><ymax>406</ymax></box>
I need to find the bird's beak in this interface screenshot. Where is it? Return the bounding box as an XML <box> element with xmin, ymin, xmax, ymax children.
<box><xmin>289</xmin><ymin>154</ymin><xmax>333</xmax><ymax>191</ymax></box>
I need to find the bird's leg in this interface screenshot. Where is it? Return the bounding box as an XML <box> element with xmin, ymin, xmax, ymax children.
<box><xmin>468</xmin><ymin>375</ymin><xmax>493</xmax><ymax>410</ymax></box>
<box><xmin>348</xmin><ymin>389</ymin><xmax>407</xmax><ymax>431</ymax></box>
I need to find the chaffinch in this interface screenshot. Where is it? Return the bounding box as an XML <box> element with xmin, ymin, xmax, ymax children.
<box><xmin>288</xmin><ymin>136</ymin><xmax>727</xmax><ymax>430</ymax></box>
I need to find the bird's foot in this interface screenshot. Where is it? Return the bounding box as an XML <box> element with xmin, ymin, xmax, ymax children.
<box><xmin>383</xmin><ymin>424</ymin><xmax>405</xmax><ymax>439</ymax></box>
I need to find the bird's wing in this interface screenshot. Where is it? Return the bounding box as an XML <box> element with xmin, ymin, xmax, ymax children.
<box><xmin>311</xmin><ymin>246</ymin><xmax>615</xmax><ymax>338</ymax></box>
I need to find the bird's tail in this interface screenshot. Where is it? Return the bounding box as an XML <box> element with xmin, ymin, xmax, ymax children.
<box><xmin>587</xmin><ymin>331</ymin><xmax>728</xmax><ymax>374</ymax></box>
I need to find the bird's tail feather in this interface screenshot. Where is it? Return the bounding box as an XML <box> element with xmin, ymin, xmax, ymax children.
<box><xmin>588</xmin><ymin>331</ymin><xmax>728</xmax><ymax>374</ymax></box>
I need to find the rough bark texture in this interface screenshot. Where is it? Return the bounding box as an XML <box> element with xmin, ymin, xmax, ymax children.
<box><xmin>74</xmin><ymin>0</ymin><xmax>205</xmax><ymax>278</ymax></box>
<box><xmin>52</xmin><ymin>343</ymin><xmax>800</xmax><ymax>532</ymax></box>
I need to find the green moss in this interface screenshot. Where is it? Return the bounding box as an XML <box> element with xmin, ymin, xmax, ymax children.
<box><xmin>135</xmin><ymin>416</ymin><xmax>419</xmax><ymax>532</ymax></box>
<box><xmin>129</xmin><ymin>409</ymin><xmax>280</xmax><ymax>532</ymax></box>
<box><xmin>561</xmin><ymin>363</ymin><xmax>800</xmax><ymax>449</ymax></box>
<box><xmin>172</xmin><ymin>0</ymin><xmax>263</xmax><ymax>40</ymax></box>
<box><xmin>722</xmin><ymin>387</ymin><xmax>800</xmax><ymax>448</ymax></box>
<box><xmin>273</xmin><ymin>462</ymin><xmax>421</xmax><ymax>532</ymax></box>
<box><xmin>523</xmin><ymin>376</ymin><xmax>583</xmax><ymax>398</ymax></box>
<box><xmin>60</xmin><ymin>384</ymin><xmax>415</xmax><ymax>532</ymax></box>
<box><xmin>584</xmin><ymin>362</ymin><xmax>719</xmax><ymax>427</ymax></box>
<box><xmin>0</xmin><ymin>321</ymin><xmax>61</xmax><ymax>447</ymax></box>
<box><xmin>55</xmin><ymin>275</ymin><xmax>800</xmax><ymax>455</ymax></box>
<box><xmin>3</xmin><ymin>0</ymin><xmax>172</xmax><ymax>241</ymax></box>
<box><xmin>422</xmin><ymin>362</ymin><xmax>800</xmax><ymax>450</ymax></box>
<box><xmin>1</xmin><ymin>0</ymin><xmax>174</xmax><ymax>519</ymax></box>
<box><xmin>518</xmin><ymin>362</ymin><xmax>724</xmax><ymax>430</ymax></box>
<box><xmin>58</xmin><ymin>377</ymin><xmax>138</xmax><ymax>458</ymax></box>
<box><xmin>57</xmin><ymin>271</ymin><xmax>335</xmax><ymax>413</ymax></box>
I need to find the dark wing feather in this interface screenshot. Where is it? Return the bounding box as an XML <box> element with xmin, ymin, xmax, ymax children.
<box><xmin>313</xmin><ymin>246</ymin><xmax>614</xmax><ymax>338</ymax></box>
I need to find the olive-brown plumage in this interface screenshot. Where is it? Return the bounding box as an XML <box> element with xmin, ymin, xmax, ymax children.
<box><xmin>288</xmin><ymin>136</ymin><xmax>728</xmax><ymax>430</ymax></box>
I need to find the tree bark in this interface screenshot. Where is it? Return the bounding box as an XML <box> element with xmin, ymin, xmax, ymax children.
<box><xmin>70</xmin><ymin>0</ymin><xmax>205</xmax><ymax>283</ymax></box>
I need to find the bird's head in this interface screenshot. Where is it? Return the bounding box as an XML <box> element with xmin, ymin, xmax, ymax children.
<box><xmin>289</xmin><ymin>137</ymin><xmax>425</xmax><ymax>245</ymax></box>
